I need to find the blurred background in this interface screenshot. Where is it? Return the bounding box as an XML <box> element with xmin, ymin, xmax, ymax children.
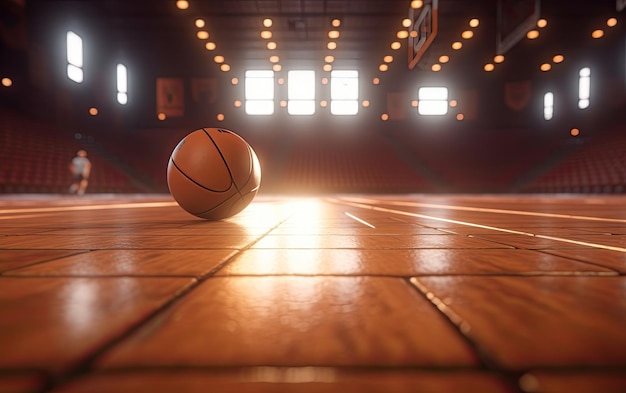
<box><xmin>0</xmin><ymin>0</ymin><xmax>624</xmax><ymax>195</ymax></box>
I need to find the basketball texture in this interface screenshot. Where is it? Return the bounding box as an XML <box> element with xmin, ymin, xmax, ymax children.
<box><xmin>167</xmin><ymin>127</ymin><xmax>261</xmax><ymax>220</ymax></box>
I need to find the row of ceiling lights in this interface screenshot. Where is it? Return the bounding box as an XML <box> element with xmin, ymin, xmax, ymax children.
<box><xmin>372</xmin><ymin>0</ymin><xmax>425</xmax><ymax>84</ymax></box>
<box><xmin>175</xmin><ymin>0</ymin><xmax>619</xmax><ymax>123</ymax></box>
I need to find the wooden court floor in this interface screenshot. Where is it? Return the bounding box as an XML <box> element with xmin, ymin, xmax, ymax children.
<box><xmin>0</xmin><ymin>193</ymin><xmax>625</xmax><ymax>393</ymax></box>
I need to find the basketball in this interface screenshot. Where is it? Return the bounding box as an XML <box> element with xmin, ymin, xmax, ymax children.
<box><xmin>167</xmin><ymin>127</ymin><xmax>261</xmax><ymax>220</ymax></box>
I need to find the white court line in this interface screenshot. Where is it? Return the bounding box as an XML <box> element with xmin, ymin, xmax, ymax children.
<box><xmin>340</xmin><ymin>196</ymin><xmax>626</xmax><ymax>223</ymax></box>
<box><xmin>344</xmin><ymin>212</ymin><xmax>376</xmax><ymax>228</ymax></box>
<box><xmin>0</xmin><ymin>201</ymin><xmax>179</xmax><ymax>215</ymax></box>
<box><xmin>335</xmin><ymin>199</ymin><xmax>626</xmax><ymax>253</ymax></box>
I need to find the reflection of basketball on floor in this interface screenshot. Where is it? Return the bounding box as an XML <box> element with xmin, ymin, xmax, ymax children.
<box><xmin>167</xmin><ymin>127</ymin><xmax>261</xmax><ymax>220</ymax></box>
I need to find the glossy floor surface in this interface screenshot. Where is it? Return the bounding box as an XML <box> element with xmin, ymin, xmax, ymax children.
<box><xmin>1</xmin><ymin>194</ymin><xmax>625</xmax><ymax>393</ymax></box>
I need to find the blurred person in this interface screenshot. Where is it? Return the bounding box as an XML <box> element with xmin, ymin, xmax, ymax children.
<box><xmin>68</xmin><ymin>149</ymin><xmax>91</xmax><ymax>195</ymax></box>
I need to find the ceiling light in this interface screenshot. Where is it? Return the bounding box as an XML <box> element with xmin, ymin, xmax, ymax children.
<box><xmin>231</xmin><ymin>77</ymin><xmax>239</xmax><ymax>85</ymax></box>
<box><xmin>261</xmin><ymin>31</ymin><xmax>272</xmax><ymax>39</ymax></box>
<box><xmin>267</xmin><ymin>41</ymin><xmax>277</xmax><ymax>50</ymax></box>
<box><xmin>391</xmin><ymin>41</ymin><xmax>401</xmax><ymax>50</ymax></box>
<box><xmin>381</xmin><ymin>113</ymin><xmax>389</xmax><ymax>121</ymax></box>
<box><xmin>383</xmin><ymin>55</ymin><xmax>393</xmax><ymax>63</ymax></box>
<box><xmin>469</xmin><ymin>18</ymin><xmax>479</xmax><ymax>27</ymax></box>
<box><xmin>397</xmin><ymin>30</ymin><xmax>409</xmax><ymax>39</ymax></box>
<box><xmin>323</xmin><ymin>64</ymin><xmax>332</xmax><ymax>72</ymax></box>
<box><xmin>402</xmin><ymin>18</ymin><xmax>412</xmax><ymax>28</ymax></box>
<box><xmin>439</xmin><ymin>55</ymin><xmax>449</xmax><ymax>63</ymax></box>
<box><xmin>269</xmin><ymin>55</ymin><xmax>279</xmax><ymax>63</ymax></box>
<box><xmin>176</xmin><ymin>0</ymin><xmax>189</xmax><ymax>10</ymax></box>
<box><xmin>272</xmin><ymin>64</ymin><xmax>282</xmax><ymax>72</ymax></box>
<box><xmin>197</xmin><ymin>31</ymin><xmax>209</xmax><ymax>39</ymax></box>
<box><xmin>607</xmin><ymin>18</ymin><xmax>618</xmax><ymax>27</ymax></box>
<box><xmin>461</xmin><ymin>30</ymin><xmax>474</xmax><ymax>39</ymax></box>
<box><xmin>362</xmin><ymin>100</ymin><xmax>370</xmax><ymax>107</ymax></box>
<box><xmin>410</xmin><ymin>0</ymin><xmax>423</xmax><ymax>9</ymax></box>
<box><xmin>328</xmin><ymin>30</ymin><xmax>340</xmax><ymax>39</ymax></box>
<box><xmin>325</xmin><ymin>55</ymin><xmax>335</xmax><ymax>63</ymax></box>
<box><xmin>484</xmin><ymin>63</ymin><xmax>495</xmax><ymax>72</ymax></box>
<box><xmin>331</xmin><ymin>18</ymin><xmax>341</xmax><ymax>27</ymax></box>
<box><xmin>552</xmin><ymin>54</ymin><xmax>564</xmax><ymax>63</ymax></box>
<box><xmin>205</xmin><ymin>42</ymin><xmax>216</xmax><ymax>50</ymax></box>
<box><xmin>526</xmin><ymin>30</ymin><xmax>539</xmax><ymax>39</ymax></box>
<box><xmin>452</xmin><ymin>41</ymin><xmax>462</xmax><ymax>50</ymax></box>
<box><xmin>591</xmin><ymin>29</ymin><xmax>604</xmax><ymax>38</ymax></box>
<box><xmin>372</xmin><ymin>77</ymin><xmax>380</xmax><ymax>85</ymax></box>
<box><xmin>537</xmin><ymin>18</ymin><xmax>547</xmax><ymax>28</ymax></box>
<box><xmin>220</xmin><ymin>64</ymin><xmax>230</xmax><ymax>72</ymax></box>
<box><xmin>431</xmin><ymin>64</ymin><xmax>441</xmax><ymax>71</ymax></box>
<box><xmin>195</xmin><ymin>19</ymin><xmax>205</xmax><ymax>28</ymax></box>
<box><xmin>214</xmin><ymin>55</ymin><xmax>224</xmax><ymax>63</ymax></box>
<box><xmin>263</xmin><ymin>18</ymin><xmax>272</xmax><ymax>27</ymax></box>
<box><xmin>540</xmin><ymin>63</ymin><xmax>551</xmax><ymax>71</ymax></box>
<box><xmin>379</xmin><ymin>64</ymin><xmax>388</xmax><ymax>72</ymax></box>
<box><xmin>494</xmin><ymin>55</ymin><xmax>504</xmax><ymax>63</ymax></box>
<box><xmin>327</xmin><ymin>42</ymin><xmax>337</xmax><ymax>50</ymax></box>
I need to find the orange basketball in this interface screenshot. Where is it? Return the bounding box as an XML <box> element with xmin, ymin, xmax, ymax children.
<box><xmin>167</xmin><ymin>127</ymin><xmax>261</xmax><ymax>220</ymax></box>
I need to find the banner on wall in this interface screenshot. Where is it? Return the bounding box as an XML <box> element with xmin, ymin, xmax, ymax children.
<box><xmin>156</xmin><ymin>77</ymin><xmax>185</xmax><ymax>117</ymax></box>
<box><xmin>504</xmin><ymin>80</ymin><xmax>532</xmax><ymax>111</ymax></box>
<box><xmin>387</xmin><ymin>92</ymin><xmax>408</xmax><ymax>120</ymax></box>
<box><xmin>191</xmin><ymin>77</ymin><xmax>218</xmax><ymax>104</ymax></box>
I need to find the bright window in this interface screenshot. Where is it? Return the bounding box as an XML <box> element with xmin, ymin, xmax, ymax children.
<box><xmin>330</xmin><ymin>70</ymin><xmax>358</xmax><ymax>115</ymax></box>
<box><xmin>66</xmin><ymin>31</ymin><xmax>83</xmax><ymax>83</ymax></box>
<box><xmin>578</xmin><ymin>67</ymin><xmax>590</xmax><ymax>109</ymax></box>
<box><xmin>544</xmin><ymin>92</ymin><xmax>554</xmax><ymax>120</ymax></box>
<box><xmin>288</xmin><ymin>70</ymin><xmax>315</xmax><ymax>115</ymax></box>
<box><xmin>116</xmin><ymin>64</ymin><xmax>128</xmax><ymax>105</ymax></box>
<box><xmin>418</xmin><ymin>87</ymin><xmax>448</xmax><ymax>115</ymax></box>
<box><xmin>245</xmin><ymin>70</ymin><xmax>274</xmax><ymax>115</ymax></box>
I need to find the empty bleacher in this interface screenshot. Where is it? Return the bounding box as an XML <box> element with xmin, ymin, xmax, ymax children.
<box><xmin>522</xmin><ymin>126</ymin><xmax>626</xmax><ymax>193</ymax></box>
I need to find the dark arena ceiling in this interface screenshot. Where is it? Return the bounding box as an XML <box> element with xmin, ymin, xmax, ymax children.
<box><xmin>23</xmin><ymin>0</ymin><xmax>624</xmax><ymax>77</ymax></box>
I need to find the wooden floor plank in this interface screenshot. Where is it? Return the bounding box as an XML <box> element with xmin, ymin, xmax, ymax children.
<box><xmin>96</xmin><ymin>276</ymin><xmax>478</xmax><ymax>368</ymax></box>
<box><xmin>412</xmin><ymin>276</ymin><xmax>626</xmax><ymax>370</ymax></box>
<box><xmin>0</xmin><ymin>193</ymin><xmax>624</xmax><ymax>391</ymax></box>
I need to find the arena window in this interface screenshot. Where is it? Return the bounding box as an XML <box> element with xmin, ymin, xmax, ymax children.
<box><xmin>418</xmin><ymin>87</ymin><xmax>448</xmax><ymax>115</ymax></box>
<box><xmin>330</xmin><ymin>70</ymin><xmax>359</xmax><ymax>115</ymax></box>
<box><xmin>578</xmin><ymin>67</ymin><xmax>590</xmax><ymax>109</ymax></box>
<box><xmin>66</xmin><ymin>31</ymin><xmax>83</xmax><ymax>83</ymax></box>
<box><xmin>116</xmin><ymin>64</ymin><xmax>128</xmax><ymax>105</ymax></box>
<box><xmin>245</xmin><ymin>70</ymin><xmax>275</xmax><ymax>115</ymax></box>
<box><xmin>288</xmin><ymin>70</ymin><xmax>315</xmax><ymax>115</ymax></box>
<box><xmin>544</xmin><ymin>92</ymin><xmax>554</xmax><ymax>120</ymax></box>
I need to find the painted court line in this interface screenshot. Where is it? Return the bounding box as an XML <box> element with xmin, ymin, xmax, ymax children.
<box><xmin>344</xmin><ymin>212</ymin><xmax>376</xmax><ymax>228</ymax></box>
<box><xmin>335</xmin><ymin>199</ymin><xmax>626</xmax><ymax>253</ymax></box>
<box><xmin>340</xmin><ymin>196</ymin><xmax>626</xmax><ymax>223</ymax></box>
<box><xmin>0</xmin><ymin>201</ymin><xmax>179</xmax><ymax>215</ymax></box>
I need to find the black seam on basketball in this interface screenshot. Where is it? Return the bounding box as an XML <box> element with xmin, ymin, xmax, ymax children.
<box><xmin>194</xmin><ymin>190</ymin><xmax>239</xmax><ymax>217</ymax></box>
<box><xmin>170</xmin><ymin>158</ymin><xmax>232</xmax><ymax>193</ymax></box>
<box><xmin>202</xmin><ymin>127</ymin><xmax>244</xmax><ymax>198</ymax></box>
<box><xmin>235</xmin><ymin>144</ymin><xmax>259</xmax><ymax>192</ymax></box>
